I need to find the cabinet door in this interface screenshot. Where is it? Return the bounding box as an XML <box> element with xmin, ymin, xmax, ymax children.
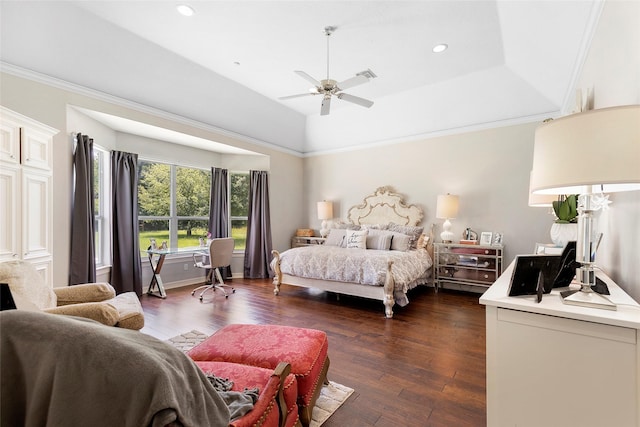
<box><xmin>22</xmin><ymin>170</ymin><xmax>51</xmax><ymax>260</ymax></box>
<box><xmin>491</xmin><ymin>308</ymin><xmax>637</xmax><ymax>427</ymax></box>
<box><xmin>0</xmin><ymin>116</ymin><xmax>21</xmax><ymax>165</ymax></box>
<box><xmin>0</xmin><ymin>165</ymin><xmax>20</xmax><ymax>261</ymax></box>
<box><xmin>31</xmin><ymin>258</ymin><xmax>53</xmax><ymax>288</ymax></box>
<box><xmin>21</xmin><ymin>126</ymin><xmax>52</xmax><ymax>171</ymax></box>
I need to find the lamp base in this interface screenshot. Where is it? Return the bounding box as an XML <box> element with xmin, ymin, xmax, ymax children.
<box><xmin>560</xmin><ymin>288</ymin><xmax>617</xmax><ymax>311</ymax></box>
<box><xmin>439</xmin><ymin>232</ymin><xmax>454</xmax><ymax>243</ymax></box>
<box><xmin>440</xmin><ymin>219</ymin><xmax>454</xmax><ymax>243</ymax></box>
<box><xmin>319</xmin><ymin>220</ymin><xmax>330</xmax><ymax>239</ymax></box>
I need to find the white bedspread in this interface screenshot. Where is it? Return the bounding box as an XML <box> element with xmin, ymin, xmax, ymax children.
<box><xmin>271</xmin><ymin>245</ymin><xmax>432</xmax><ymax>304</ymax></box>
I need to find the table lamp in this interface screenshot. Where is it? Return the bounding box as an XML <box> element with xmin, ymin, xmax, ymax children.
<box><xmin>317</xmin><ymin>201</ymin><xmax>333</xmax><ymax>238</ymax></box>
<box><xmin>436</xmin><ymin>194</ymin><xmax>459</xmax><ymax>243</ymax></box>
<box><xmin>530</xmin><ymin>105</ymin><xmax>640</xmax><ymax>310</ymax></box>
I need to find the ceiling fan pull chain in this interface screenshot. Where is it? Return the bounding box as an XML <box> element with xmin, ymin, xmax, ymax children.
<box><xmin>325</xmin><ymin>26</ymin><xmax>332</xmax><ymax>81</ymax></box>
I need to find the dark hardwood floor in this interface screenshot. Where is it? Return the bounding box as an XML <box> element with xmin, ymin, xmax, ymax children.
<box><xmin>140</xmin><ymin>279</ymin><xmax>487</xmax><ymax>427</ymax></box>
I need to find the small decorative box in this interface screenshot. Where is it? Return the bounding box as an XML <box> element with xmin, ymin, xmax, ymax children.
<box><xmin>296</xmin><ymin>228</ymin><xmax>315</xmax><ymax>237</ymax></box>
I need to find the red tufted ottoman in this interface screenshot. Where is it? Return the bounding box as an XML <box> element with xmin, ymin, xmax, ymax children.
<box><xmin>188</xmin><ymin>324</ymin><xmax>330</xmax><ymax>427</ymax></box>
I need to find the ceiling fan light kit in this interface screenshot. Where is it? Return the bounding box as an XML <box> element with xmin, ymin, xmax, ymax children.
<box><xmin>279</xmin><ymin>26</ymin><xmax>376</xmax><ymax>116</ymax></box>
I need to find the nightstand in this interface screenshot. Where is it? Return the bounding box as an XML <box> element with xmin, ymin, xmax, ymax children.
<box><xmin>291</xmin><ymin>236</ymin><xmax>326</xmax><ymax>248</ymax></box>
<box><xmin>434</xmin><ymin>242</ymin><xmax>504</xmax><ymax>291</ymax></box>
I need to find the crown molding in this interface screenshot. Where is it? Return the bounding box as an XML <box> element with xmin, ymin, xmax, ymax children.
<box><xmin>559</xmin><ymin>0</ymin><xmax>606</xmax><ymax>114</ymax></box>
<box><xmin>0</xmin><ymin>62</ymin><xmax>303</xmax><ymax>158</ymax></box>
<box><xmin>302</xmin><ymin>111</ymin><xmax>558</xmax><ymax>157</ymax></box>
<box><xmin>2</xmin><ymin>62</ymin><xmax>559</xmax><ymax>159</ymax></box>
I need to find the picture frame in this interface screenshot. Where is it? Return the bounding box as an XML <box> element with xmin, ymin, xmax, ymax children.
<box><xmin>480</xmin><ymin>231</ymin><xmax>493</xmax><ymax>246</ymax></box>
<box><xmin>492</xmin><ymin>232</ymin><xmax>503</xmax><ymax>246</ymax></box>
<box><xmin>535</xmin><ymin>243</ymin><xmax>563</xmax><ymax>255</ymax></box>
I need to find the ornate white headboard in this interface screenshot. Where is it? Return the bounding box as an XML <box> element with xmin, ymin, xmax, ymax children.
<box><xmin>347</xmin><ymin>186</ymin><xmax>423</xmax><ymax>226</ymax></box>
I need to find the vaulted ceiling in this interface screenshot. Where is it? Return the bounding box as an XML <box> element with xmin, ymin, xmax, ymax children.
<box><xmin>0</xmin><ymin>1</ymin><xmax>601</xmax><ymax>155</ymax></box>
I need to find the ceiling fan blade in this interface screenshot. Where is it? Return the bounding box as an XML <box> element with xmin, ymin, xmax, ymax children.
<box><xmin>336</xmin><ymin>74</ymin><xmax>369</xmax><ymax>91</ymax></box>
<box><xmin>320</xmin><ymin>96</ymin><xmax>331</xmax><ymax>116</ymax></box>
<box><xmin>337</xmin><ymin>93</ymin><xmax>374</xmax><ymax>108</ymax></box>
<box><xmin>279</xmin><ymin>93</ymin><xmax>315</xmax><ymax>100</ymax></box>
<box><xmin>295</xmin><ymin>70</ymin><xmax>321</xmax><ymax>87</ymax></box>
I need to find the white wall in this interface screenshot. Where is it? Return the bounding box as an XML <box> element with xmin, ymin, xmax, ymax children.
<box><xmin>302</xmin><ymin>0</ymin><xmax>640</xmax><ymax>300</ymax></box>
<box><xmin>572</xmin><ymin>0</ymin><xmax>640</xmax><ymax>300</ymax></box>
<box><xmin>303</xmin><ymin>121</ymin><xmax>552</xmax><ymax>273</ymax></box>
<box><xmin>1</xmin><ymin>72</ymin><xmax>305</xmax><ymax>287</ymax></box>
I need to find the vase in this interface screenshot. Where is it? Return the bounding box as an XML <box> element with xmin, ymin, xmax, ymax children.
<box><xmin>550</xmin><ymin>223</ymin><xmax>578</xmax><ymax>247</ymax></box>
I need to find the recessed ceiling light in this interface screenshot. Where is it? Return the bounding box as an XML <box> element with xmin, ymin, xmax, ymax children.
<box><xmin>432</xmin><ymin>44</ymin><xmax>448</xmax><ymax>53</ymax></box>
<box><xmin>176</xmin><ymin>4</ymin><xmax>195</xmax><ymax>16</ymax></box>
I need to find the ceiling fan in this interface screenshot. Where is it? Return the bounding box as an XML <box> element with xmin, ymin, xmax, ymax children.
<box><xmin>279</xmin><ymin>26</ymin><xmax>376</xmax><ymax>116</ymax></box>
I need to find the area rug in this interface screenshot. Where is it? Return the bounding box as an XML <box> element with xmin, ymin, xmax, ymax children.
<box><xmin>167</xmin><ymin>330</ymin><xmax>354</xmax><ymax>426</ymax></box>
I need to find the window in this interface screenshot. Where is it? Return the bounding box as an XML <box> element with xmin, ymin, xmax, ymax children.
<box><xmin>176</xmin><ymin>166</ymin><xmax>210</xmax><ymax>247</ymax></box>
<box><xmin>137</xmin><ymin>162</ymin><xmax>249</xmax><ymax>253</ymax></box>
<box><xmin>230</xmin><ymin>172</ymin><xmax>249</xmax><ymax>251</ymax></box>
<box><xmin>138</xmin><ymin>162</ymin><xmax>171</xmax><ymax>252</ymax></box>
<box><xmin>137</xmin><ymin>161</ymin><xmax>211</xmax><ymax>252</ymax></box>
<box><xmin>93</xmin><ymin>147</ymin><xmax>108</xmax><ymax>267</ymax></box>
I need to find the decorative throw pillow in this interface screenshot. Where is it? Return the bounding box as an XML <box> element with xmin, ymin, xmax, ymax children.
<box><xmin>416</xmin><ymin>233</ymin><xmax>430</xmax><ymax>250</ymax></box>
<box><xmin>366</xmin><ymin>229</ymin><xmax>393</xmax><ymax>250</ymax></box>
<box><xmin>390</xmin><ymin>232</ymin><xmax>411</xmax><ymax>251</ymax></box>
<box><xmin>324</xmin><ymin>229</ymin><xmax>346</xmax><ymax>247</ymax></box>
<box><xmin>345</xmin><ymin>229</ymin><xmax>368</xmax><ymax>249</ymax></box>
<box><xmin>388</xmin><ymin>223</ymin><xmax>424</xmax><ymax>249</ymax></box>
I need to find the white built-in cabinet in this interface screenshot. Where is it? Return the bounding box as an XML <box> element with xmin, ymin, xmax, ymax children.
<box><xmin>0</xmin><ymin>106</ymin><xmax>58</xmax><ymax>286</ymax></box>
<box><xmin>480</xmin><ymin>262</ymin><xmax>640</xmax><ymax>427</ymax></box>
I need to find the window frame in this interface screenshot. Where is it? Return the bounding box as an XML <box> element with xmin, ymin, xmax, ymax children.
<box><xmin>137</xmin><ymin>161</ymin><xmax>248</xmax><ymax>252</ymax></box>
<box><xmin>137</xmin><ymin>160</ymin><xmax>209</xmax><ymax>249</ymax></box>
<box><xmin>93</xmin><ymin>145</ymin><xmax>110</xmax><ymax>268</ymax></box>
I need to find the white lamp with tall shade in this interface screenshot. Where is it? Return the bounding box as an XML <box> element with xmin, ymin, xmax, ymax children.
<box><xmin>436</xmin><ymin>194</ymin><xmax>459</xmax><ymax>243</ymax></box>
<box><xmin>317</xmin><ymin>201</ymin><xmax>333</xmax><ymax>238</ymax></box>
<box><xmin>530</xmin><ymin>105</ymin><xmax>640</xmax><ymax>310</ymax></box>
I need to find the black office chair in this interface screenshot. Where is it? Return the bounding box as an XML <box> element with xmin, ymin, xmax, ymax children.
<box><xmin>192</xmin><ymin>237</ymin><xmax>235</xmax><ymax>301</ymax></box>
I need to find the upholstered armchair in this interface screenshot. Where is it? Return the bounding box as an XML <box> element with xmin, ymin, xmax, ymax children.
<box><xmin>0</xmin><ymin>260</ymin><xmax>144</xmax><ymax>330</ymax></box>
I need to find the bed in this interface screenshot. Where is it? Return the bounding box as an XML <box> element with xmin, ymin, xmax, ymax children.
<box><xmin>271</xmin><ymin>186</ymin><xmax>434</xmax><ymax>318</ymax></box>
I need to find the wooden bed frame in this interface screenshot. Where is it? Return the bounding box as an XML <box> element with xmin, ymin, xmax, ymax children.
<box><xmin>271</xmin><ymin>186</ymin><xmax>434</xmax><ymax>318</ymax></box>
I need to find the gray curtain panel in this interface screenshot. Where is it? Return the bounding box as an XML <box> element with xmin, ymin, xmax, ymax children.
<box><xmin>243</xmin><ymin>170</ymin><xmax>273</xmax><ymax>279</ymax></box>
<box><xmin>209</xmin><ymin>167</ymin><xmax>231</xmax><ymax>278</ymax></box>
<box><xmin>111</xmin><ymin>151</ymin><xmax>142</xmax><ymax>296</ymax></box>
<box><xmin>69</xmin><ymin>133</ymin><xmax>96</xmax><ymax>285</ymax></box>
<box><xmin>209</xmin><ymin>167</ymin><xmax>229</xmax><ymax>239</ymax></box>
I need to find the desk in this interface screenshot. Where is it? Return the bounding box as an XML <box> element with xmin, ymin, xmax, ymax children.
<box><xmin>146</xmin><ymin>246</ymin><xmax>207</xmax><ymax>298</ymax></box>
<box><xmin>480</xmin><ymin>261</ymin><xmax>640</xmax><ymax>427</ymax></box>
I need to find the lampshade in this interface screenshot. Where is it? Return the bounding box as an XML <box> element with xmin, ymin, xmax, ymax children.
<box><xmin>528</xmin><ymin>171</ymin><xmax>557</xmax><ymax>207</ymax></box>
<box><xmin>530</xmin><ymin>105</ymin><xmax>640</xmax><ymax>195</ymax></box>
<box><xmin>317</xmin><ymin>201</ymin><xmax>333</xmax><ymax>220</ymax></box>
<box><xmin>436</xmin><ymin>194</ymin><xmax>459</xmax><ymax>219</ymax></box>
